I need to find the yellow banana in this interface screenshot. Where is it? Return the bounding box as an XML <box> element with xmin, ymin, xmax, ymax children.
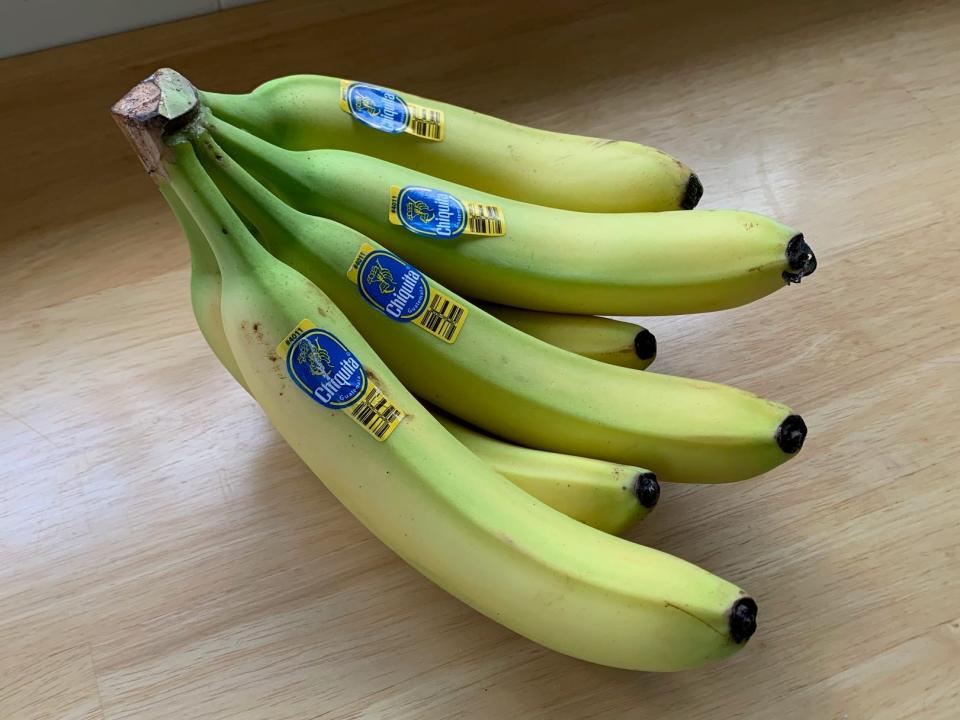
<box><xmin>204</xmin><ymin>115</ymin><xmax>816</xmax><ymax>315</ymax></box>
<box><xmin>165</xmin><ymin>183</ymin><xmax>658</xmax><ymax>533</ymax></box>
<box><xmin>435</xmin><ymin>412</ymin><xmax>659</xmax><ymax>535</ymax></box>
<box><xmin>192</xmin><ymin>113</ymin><xmax>807</xmax><ymax>484</ymax></box>
<box><xmin>477</xmin><ymin>302</ymin><xmax>656</xmax><ymax>370</ymax></box>
<box><xmin>201</xmin><ymin>74</ymin><xmax>700</xmax><ymax>213</ymax></box>
<box><xmin>112</xmin><ymin>69</ymin><xmax>760</xmax><ymax>671</ymax></box>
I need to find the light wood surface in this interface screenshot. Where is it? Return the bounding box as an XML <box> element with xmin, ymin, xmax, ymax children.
<box><xmin>2</xmin><ymin>1</ymin><xmax>958</xmax><ymax>718</ymax></box>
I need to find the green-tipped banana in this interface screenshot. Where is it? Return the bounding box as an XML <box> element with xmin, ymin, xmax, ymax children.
<box><xmin>204</xmin><ymin>115</ymin><xmax>816</xmax><ymax>315</ymax></box>
<box><xmin>166</xmin><ymin>181</ymin><xmax>655</xmax><ymax>531</ymax></box>
<box><xmin>436</xmin><ymin>412</ymin><xmax>659</xmax><ymax>534</ymax></box>
<box><xmin>112</xmin><ymin>69</ymin><xmax>760</xmax><ymax>671</ymax></box>
<box><xmin>477</xmin><ymin>302</ymin><xmax>656</xmax><ymax>370</ymax></box>
<box><xmin>192</xmin><ymin>115</ymin><xmax>807</xmax><ymax>484</ymax></box>
<box><xmin>201</xmin><ymin>74</ymin><xmax>699</xmax><ymax>213</ymax></box>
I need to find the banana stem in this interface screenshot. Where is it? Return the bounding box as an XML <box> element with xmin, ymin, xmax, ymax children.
<box><xmin>205</xmin><ymin>114</ymin><xmax>311</xmax><ymax>205</ymax></box>
<box><xmin>111</xmin><ymin>67</ymin><xmax>266</xmax><ymax>277</ymax></box>
<box><xmin>199</xmin><ymin>89</ymin><xmax>268</xmax><ymax>139</ymax></box>
<box><xmin>192</xmin><ymin>128</ymin><xmax>310</xmax><ymax>254</ymax></box>
<box><xmin>167</xmin><ymin>142</ymin><xmax>270</xmax><ymax>279</ymax></box>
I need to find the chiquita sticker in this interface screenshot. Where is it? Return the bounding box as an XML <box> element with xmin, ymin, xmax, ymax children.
<box><xmin>356</xmin><ymin>250</ymin><xmax>430</xmax><ymax>320</ymax></box>
<box><xmin>391</xmin><ymin>186</ymin><xmax>467</xmax><ymax>238</ymax></box>
<box><xmin>277</xmin><ymin>319</ymin><xmax>406</xmax><ymax>440</ymax></box>
<box><xmin>282</xmin><ymin>325</ymin><xmax>368</xmax><ymax>409</ymax></box>
<box><xmin>341</xmin><ymin>82</ymin><xmax>410</xmax><ymax>134</ymax></box>
<box><xmin>346</xmin><ymin>244</ymin><xmax>470</xmax><ymax>344</ymax></box>
<box><xmin>389</xmin><ymin>185</ymin><xmax>507</xmax><ymax>238</ymax></box>
<box><xmin>339</xmin><ymin>80</ymin><xmax>445</xmax><ymax>140</ymax></box>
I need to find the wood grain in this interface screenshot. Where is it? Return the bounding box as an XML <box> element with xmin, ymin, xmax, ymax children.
<box><xmin>1</xmin><ymin>0</ymin><xmax>958</xmax><ymax>718</ymax></box>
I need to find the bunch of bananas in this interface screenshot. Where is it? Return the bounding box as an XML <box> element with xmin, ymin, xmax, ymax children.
<box><xmin>112</xmin><ymin>68</ymin><xmax>815</xmax><ymax>672</ymax></box>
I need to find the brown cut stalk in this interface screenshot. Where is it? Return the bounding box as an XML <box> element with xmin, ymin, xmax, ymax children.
<box><xmin>111</xmin><ymin>68</ymin><xmax>199</xmax><ymax>180</ymax></box>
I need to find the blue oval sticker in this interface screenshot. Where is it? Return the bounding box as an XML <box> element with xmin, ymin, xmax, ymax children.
<box><xmin>395</xmin><ymin>186</ymin><xmax>467</xmax><ymax>238</ymax></box>
<box><xmin>345</xmin><ymin>83</ymin><xmax>409</xmax><ymax>134</ymax></box>
<box><xmin>286</xmin><ymin>329</ymin><xmax>367</xmax><ymax>408</ymax></box>
<box><xmin>357</xmin><ymin>250</ymin><xmax>430</xmax><ymax>321</ymax></box>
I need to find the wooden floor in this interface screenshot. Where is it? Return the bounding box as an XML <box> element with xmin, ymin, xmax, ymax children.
<box><xmin>2</xmin><ymin>1</ymin><xmax>958</xmax><ymax>717</ymax></box>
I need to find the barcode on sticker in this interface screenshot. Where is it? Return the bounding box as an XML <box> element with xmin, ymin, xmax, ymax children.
<box><xmin>407</xmin><ymin>105</ymin><xmax>444</xmax><ymax>141</ymax></box>
<box><xmin>413</xmin><ymin>289</ymin><xmax>468</xmax><ymax>344</ymax></box>
<box><xmin>464</xmin><ymin>201</ymin><xmax>506</xmax><ymax>236</ymax></box>
<box><xmin>349</xmin><ymin>384</ymin><xmax>404</xmax><ymax>441</ymax></box>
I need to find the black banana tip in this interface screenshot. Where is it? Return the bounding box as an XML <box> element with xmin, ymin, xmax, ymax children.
<box><xmin>633</xmin><ymin>328</ymin><xmax>657</xmax><ymax>361</ymax></box>
<box><xmin>634</xmin><ymin>472</ymin><xmax>660</xmax><ymax>509</ymax></box>
<box><xmin>783</xmin><ymin>234</ymin><xmax>817</xmax><ymax>283</ymax></box>
<box><xmin>775</xmin><ymin>414</ymin><xmax>807</xmax><ymax>454</ymax></box>
<box><xmin>681</xmin><ymin>173</ymin><xmax>704</xmax><ymax>209</ymax></box>
<box><xmin>729</xmin><ymin>597</ymin><xmax>758</xmax><ymax>644</ymax></box>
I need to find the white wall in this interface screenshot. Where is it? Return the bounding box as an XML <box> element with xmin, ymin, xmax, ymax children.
<box><xmin>0</xmin><ymin>0</ymin><xmax>261</xmax><ymax>59</ymax></box>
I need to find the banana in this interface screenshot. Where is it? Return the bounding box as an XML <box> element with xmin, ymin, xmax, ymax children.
<box><xmin>160</xmin><ymin>184</ymin><xmax>248</xmax><ymax>389</ymax></box>
<box><xmin>165</xmin><ymin>180</ymin><xmax>658</xmax><ymax>533</ymax></box>
<box><xmin>477</xmin><ymin>302</ymin><xmax>656</xmax><ymax>370</ymax></box>
<box><xmin>192</xmin><ymin>112</ymin><xmax>808</xmax><ymax>484</ymax></box>
<box><xmin>204</xmin><ymin>115</ymin><xmax>816</xmax><ymax>315</ymax></box>
<box><xmin>435</xmin><ymin>412</ymin><xmax>659</xmax><ymax>535</ymax></box>
<box><xmin>201</xmin><ymin>74</ymin><xmax>700</xmax><ymax>213</ymax></box>
<box><xmin>112</xmin><ymin>69</ymin><xmax>760</xmax><ymax>671</ymax></box>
